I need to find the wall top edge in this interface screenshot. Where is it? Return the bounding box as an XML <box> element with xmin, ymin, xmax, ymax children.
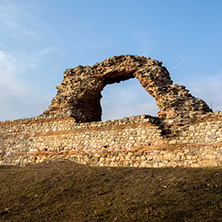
<box><xmin>0</xmin><ymin>114</ymin><xmax>159</xmax><ymax>127</ymax></box>
<box><xmin>0</xmin><ymin>111</ymin><xmax>222</xmax><ymax>127</ymax></box>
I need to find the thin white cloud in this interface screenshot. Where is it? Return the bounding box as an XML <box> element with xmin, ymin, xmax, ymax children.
<box><xmin>0</xmin><ymin>50</ymin><xmax>51</xmax><ymax>121</ymax></box>
<box><xmin>0</xmin><ymin>51</ymin><xmax>24</xmax><ymax>95</ymax></box>
<box><xmin>40</xmin><ymin>47</ymin><xmax>57</xmax><ymax>55</ymax></box>
<box><xmin>169</xmin><ymin>58</ymin><xmax>186</xmax><ymax>71</ymax></box>
<box><xmin>0</xmin><ymin>2</ymin><xmax>38</xmax><ymax>38</ymax></box>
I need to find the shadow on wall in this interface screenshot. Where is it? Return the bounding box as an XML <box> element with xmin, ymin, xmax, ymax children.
<box><xmin>101</xmin><ymin>78</ymin><xmax>160</xmax><ymax>121</ymax></box>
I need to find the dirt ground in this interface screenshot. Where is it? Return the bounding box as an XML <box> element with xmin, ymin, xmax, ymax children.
<box><xmin>0</xmin><ymin>159</ymin><xmax>222</xmax><ymax>221</ymax></box>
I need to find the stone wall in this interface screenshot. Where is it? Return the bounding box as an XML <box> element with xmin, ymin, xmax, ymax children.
<box><xmin>1</xmin><ymin>112</ymin><xmax>222</xmax><ymax>167</ymax></box>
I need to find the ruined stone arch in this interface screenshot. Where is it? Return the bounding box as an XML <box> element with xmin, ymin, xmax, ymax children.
<box><xmin>42</xmin><ymin>55</ymin><xmax>212</xmax><ymax>122</ymax></box>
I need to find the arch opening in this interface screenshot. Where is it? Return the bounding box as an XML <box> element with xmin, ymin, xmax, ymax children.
<box><xmin>101</xmin><ymin>78</ymin><xmax>160</xmax><ymax>121</ymax></box>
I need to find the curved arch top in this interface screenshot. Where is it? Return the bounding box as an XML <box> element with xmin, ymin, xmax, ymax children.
<box><xmin>41</xmin><ymin>55</ymin><xmax>212</xmax><ymax>122</ymax></box>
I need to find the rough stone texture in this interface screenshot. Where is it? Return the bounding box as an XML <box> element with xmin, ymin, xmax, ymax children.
<box><xmin>1</xmin><ymin>112</ymin><xmax>222</xmax><ymax>167</ymax></box>
<box><xmin>41</xmin><ymin>55</ymin><xmax>212</xmax><ymax>122</ymax></box>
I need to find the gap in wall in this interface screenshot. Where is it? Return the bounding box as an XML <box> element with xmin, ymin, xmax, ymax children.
<box><xmin>101</xmin><ymin>78</ymin><xmax>159</xmax><ymax>121</ymax></box>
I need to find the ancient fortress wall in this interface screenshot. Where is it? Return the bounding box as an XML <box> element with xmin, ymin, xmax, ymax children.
<box><xmin>1</xmin><ymin>112</ymin><xmax>222</xmax><ymax>167</ymax></box>
<box><xmin>0</xmin><ymin>55</ymin><xmax>222</xmax><ymax>167</ymax></box>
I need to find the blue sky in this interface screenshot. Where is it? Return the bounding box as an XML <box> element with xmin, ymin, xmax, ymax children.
<box><xmin>0</xmin><ymin>0</ymin><xmax>222</xmax><ymax>121</ymax></box>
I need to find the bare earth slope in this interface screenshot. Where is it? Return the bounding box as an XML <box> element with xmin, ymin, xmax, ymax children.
<box><xmin>0</xmin><ymin>160</ymin><xmax>222</xmax><ymax>221</ymax></box>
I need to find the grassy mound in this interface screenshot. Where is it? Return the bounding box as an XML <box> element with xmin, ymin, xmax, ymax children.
<box><xmin>0</xmin><ymin>159</ymin><xmax>222</xmax><ymax>221</ymax></box>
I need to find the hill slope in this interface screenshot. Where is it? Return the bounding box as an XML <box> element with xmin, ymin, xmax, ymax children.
<box><xmin>0</xmin><ymin>160</ymin><xmax>222</xmax><ymax>221</ymax></box>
